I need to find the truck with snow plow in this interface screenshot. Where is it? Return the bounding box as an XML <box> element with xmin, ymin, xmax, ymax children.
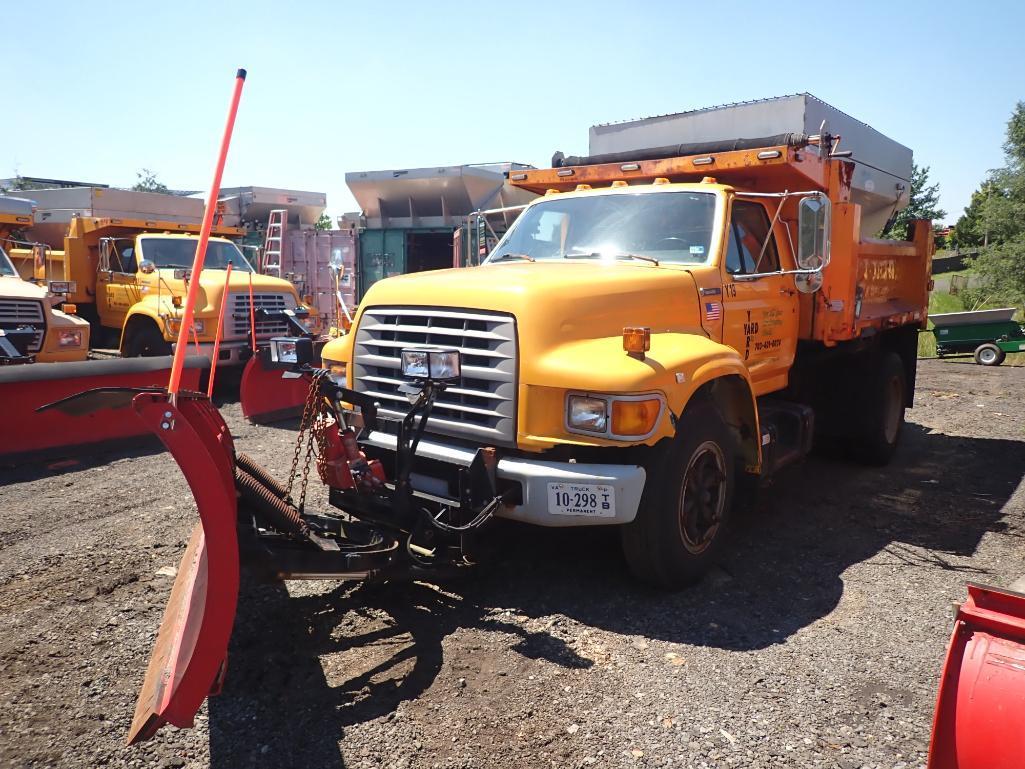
<box><xmin>318</xmin><ymin>98</ymin><xmax>933</xmax><ymax>588</ymax></box>
<box><xmin>10</xmin><ymin>187</ymin><xmax>317</xmax><ymax>364</ymax></box>
<box><xmin>0</xmin><ymin>195</ymin><xmax>90</xmax><ymax>363</ymax></box>
<box><xmin>60</xmin><ymin>81</ymin><xmax>1021</xmax><ymax>765</ymax></box>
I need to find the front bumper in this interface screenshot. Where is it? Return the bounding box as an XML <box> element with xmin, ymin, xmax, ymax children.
<box><xmin>171</xmin><ymin>340</ymin><xmax>254</xmax><ymax>366</ymax></box>
<box><xmin>361</xmin><ymin>431</ymin><xmax>646</xmax><ymax>527</ymax></box>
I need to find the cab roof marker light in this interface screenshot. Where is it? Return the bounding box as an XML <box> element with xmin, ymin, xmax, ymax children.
<box><xmin>757</xmin><ymin>150</ymin><xmax>782</xmax><ymax>160</ymax></box>
<box><xmin>610</xmin><ymin>180</ymin><xmax>628</xmax><ymax>188</ymax></box>
<box><xmin>556</xmin><ymin>169</ymin><xmax>575</xmax><ymax>177</ymax></box>
<box><xmin>652</xmin><ymin>177</ymin><xmax>670</xmax><ymax>185</ymax></box>
<box><xmin>545</xmin><ymin>188</ymin><xmax>561</xmax><ymax>196</ymax></box>
<box><xmin>575</xmin><ymin>184</ymin><xmax>592</xmax><ymax>191</ymax></box>
<box><xmin>510</xmin><ymin>173</ymin><xmax>528</xmax><ymax>181</ymax></box>
<box><xmin>701</xmin><ymin>177</ymin><xmax>718</xmax><ymax>184</ymax></box>
<box><xmin>620</xmin><ymin>163</ymin><xmax>640</xmax><ymax>171</ymax></box>
<box><xmin>692</xmin><ymin>157</ymin><xmax>714</xmax><ymax>166</ymax></box>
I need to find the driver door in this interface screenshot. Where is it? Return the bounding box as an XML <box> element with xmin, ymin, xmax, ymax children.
<box><xmin>98</xmin><ymin>238</ymin><xmax>141</xmax><ymax>332</ymax></box>
<box><xmin>720</xmin><ymin>199</ymin><xmax>799</xmax><ymax>395</ymax></box>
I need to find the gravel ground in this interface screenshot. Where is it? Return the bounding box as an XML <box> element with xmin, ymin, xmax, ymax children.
<box><xmin>1</xmin><ymin>358</ymin><xmax>1023</xmax><ymax>769</ymax></box>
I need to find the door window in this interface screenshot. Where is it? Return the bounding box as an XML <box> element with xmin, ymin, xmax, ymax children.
<box><xmin>725</xmin><ymin>201</ymin><xmax>779</xmax><ymax>275</ymax></box>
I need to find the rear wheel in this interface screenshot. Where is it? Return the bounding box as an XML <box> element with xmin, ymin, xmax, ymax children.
<box><xmin>974</xmin><ymin>343</ymin><xmax>1005</xmax><ymax>366</ymax></box>
<box><xmin>849</xmin><ymin>351</ymin><xmax>906</xmax><ymax>466</ymax></box>
<box><xmin>124</xmin><ymin>322</ymin><xmax>171</xmax><ymax>357</ymax></box>
<box><xmin>621</xmin><ymin>402</ymin><xmax>736</xmax><ymax>589</ymax></box>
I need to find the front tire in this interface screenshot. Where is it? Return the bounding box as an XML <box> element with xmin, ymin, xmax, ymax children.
<box><xmin>124</xmin><ymin>322</ymin><xmax>172</xmax><ymax>357</ymax></box>
<box><xmin>621</xmin><ymin>402</ymin><xmax>736</xmax><ymax>589</ymax></box>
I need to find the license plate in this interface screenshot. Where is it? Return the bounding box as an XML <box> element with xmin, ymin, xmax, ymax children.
<box><xmin>547</xmin><ymin>483</ymin><xmax>616</xmax><ymax>517</ymax></box>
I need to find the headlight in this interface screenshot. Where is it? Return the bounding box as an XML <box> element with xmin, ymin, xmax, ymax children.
<box><xmin>57</xmin><ymin>329</ymin><xmax>83</xmax><ymax>348</ymax></box>
<box><xmin>400</xmin><ymin>347</ymin><xmax>461</xmax><ymax>382</ymax></box>
<box><xmin>166</xmin><ymin>317</ymin><xmax>204</xmax><ymax>334</ymax></box>
<box><xmin>269</xmin><ymin>336</ymin><xmax>313</xmax><ymax>366</ymax></box>
<box><xmin>568</xmin><ymin>395</ymin><xmax>608</xmax><ymax>432</ymax></box>
<box><xmin>567</xmin><ymin>393</ymin><xmax>663</xmax><ymax>437</ymax></box>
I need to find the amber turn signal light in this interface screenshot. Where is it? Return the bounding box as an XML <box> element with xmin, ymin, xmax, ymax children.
<box><xmin>612</xmin><ymin>399</ymin><xmax>661</xmax><ymax>436</ymax></box>
<box><xmin>63</xmin><ymin>303</ymin><xmax>77</xmax><ymax>315</ymax></box>
<box><xmin>623</xmin><ymin>327</ymin><xmax>650</xmax><ymax>356</ymax></box>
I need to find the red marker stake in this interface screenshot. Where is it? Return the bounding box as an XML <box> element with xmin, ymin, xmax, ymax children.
<box><xmin>167</xmin><ymin>68</ymin><xmax>247</xmax><ymax>399</ymax></box>
<box><xmin>206</xmin><ymin>261</ymin><xmax>233</xmax><ymax>398</ymax></box>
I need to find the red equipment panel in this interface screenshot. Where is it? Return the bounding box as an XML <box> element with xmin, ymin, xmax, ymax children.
<box><xmin>928</xmin><ymin>583</ymin><xmax>1025</xmax><ymax>768</ymax></box>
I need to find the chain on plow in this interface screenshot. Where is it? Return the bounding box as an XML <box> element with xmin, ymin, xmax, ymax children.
<box><xmin>285</xmin><ymin>370</ymin><xmax>329</xmax><ymax>512</ymax></box>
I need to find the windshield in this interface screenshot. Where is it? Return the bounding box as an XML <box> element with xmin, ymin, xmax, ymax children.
<box><xmin>138</xmin><ymin>237</ymin><xmax>253</xmax><ymax>271</ymax></box>
<box><xmin>488</xmin><ymin>191</ymin><xmax>717</xmax><ymax>265</ymax></box>
<box><xmin>0</xmin><ymin>247</ymin><xmax>17</xmax><ymax>278</ymax></box>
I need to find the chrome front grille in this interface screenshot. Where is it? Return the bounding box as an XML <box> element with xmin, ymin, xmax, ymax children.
<box><xmin>353</xmin><ymin>307</ymin><xmax>517</xmax><ymax>445</ymax></box>
<box><xmin>230</xmin><ymin>293</ymin><xmax>292</xmax><ymax>339</ymax></box>
<box><xmin>0</xmin><ymin>298</ymin><xmax>44</xmax><ymax>352</ymax></box>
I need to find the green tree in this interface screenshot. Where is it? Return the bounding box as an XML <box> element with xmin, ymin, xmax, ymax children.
<box><xmin>314</xmin><ymin>213</ymin><xmax>333</xmax><ymax>231</ymax></box>
<box><xmin>132</xmin><ymin>169</ymin><xmax>169</xmax><ymax>194</ymax></box>
<box><xmin>881</xmin><ymin>163</ymin><xmax>946</xmax><ymax>241</ymax></box>
<box><xmin>952</xmin><ymin>181</ymin><xmax>1001</xmax><ymax>248</ymax></box>
<box><xmin>960</xmin><ymin>102</ymin><xmax>1025</xmax><ymax>306</ymax></box>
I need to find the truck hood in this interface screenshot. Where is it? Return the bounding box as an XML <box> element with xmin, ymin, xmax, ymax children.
<box><xmin>360</xmin><ymin>262</ymin><xmax>704</xmax><ymax>341</ymax></box>
<box><xmin>0</xmin><ymin>275</ymin><xmax>47</xmax><ymax>300</ymax></box>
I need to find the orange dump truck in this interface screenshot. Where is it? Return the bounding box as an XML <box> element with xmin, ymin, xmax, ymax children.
<box><xmin>320</xmin><ymin>97</ymin><xmax>932</xmax><ymax>587</ymax></box>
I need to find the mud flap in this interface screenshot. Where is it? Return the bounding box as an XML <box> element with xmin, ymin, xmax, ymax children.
<box><xmin>127</xmin><ymin>393</ymin><xmax>239</xmax><ymax>745</ymax></box>
<box><xmin>239</xmin><ymin>354</ymin><xmax>310</xmax><ymax>424</ymax></box>
<box><xmin>928</xmin><ymin>583</ymin><xmax>1025</xmax><ymax>768</ymax></box>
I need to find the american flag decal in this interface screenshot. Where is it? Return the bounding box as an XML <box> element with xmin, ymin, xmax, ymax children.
<box><xmin>704</xmin><ymin>301</ymin><xmax>722</xmax><ymax>321</ymax></box>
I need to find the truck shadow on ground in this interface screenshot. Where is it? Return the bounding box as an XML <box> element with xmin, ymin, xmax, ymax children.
<box><xmin>206</xmin><ymin>422</ymin><xmax>1023</xmax><ymax>767</ymax></box>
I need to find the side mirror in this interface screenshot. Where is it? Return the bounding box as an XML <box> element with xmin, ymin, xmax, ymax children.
<box><xmin>797</xmin><ymin>195</ymin><xmax>830</xmax><ymax>271</ymax></box>
<box><xmin>139</xmin><ymin>259</ymin><xmax>156</xmax><ymax>274</ymax></box>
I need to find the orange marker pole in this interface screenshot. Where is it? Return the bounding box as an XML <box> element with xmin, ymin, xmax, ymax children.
<box><xmin>248</xmin><ymin>270</ymin><xmax>257</xmax><ymax>352</ymax></box>
<box><xmin>206</xmin><ymin>261</ymin><xmax>233</xmax><ymax>398</ymax></box>
<box><xmin>167</xmin><ymin>68</ymin><xmax>247</xmax><ymax>399</ymax></box>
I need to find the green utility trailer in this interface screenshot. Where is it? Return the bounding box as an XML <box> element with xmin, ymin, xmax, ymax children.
<box><xmin>930</xmin><ymin>307</ymin><xmax>1025</xmax><ymax>366</ymax></box>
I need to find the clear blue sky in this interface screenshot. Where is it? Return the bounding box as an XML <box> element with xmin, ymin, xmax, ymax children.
<box><xmin>7</xmin><ymin>0</ymin><xmax>1024</xmax><ymax>225</ymax></box>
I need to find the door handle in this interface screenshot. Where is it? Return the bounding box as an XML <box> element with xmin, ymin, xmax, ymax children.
<box><xmin>780</xmin><ymin>287</ymin><xmax>795</xmax><ymax>296</ymax></box>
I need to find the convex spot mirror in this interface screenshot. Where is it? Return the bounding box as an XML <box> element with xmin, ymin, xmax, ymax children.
<box><xmin>139</xmin><ymin>259</ymin><xmax>156</xmax><ymax>274</ymax></box>
<box><xmin>797</xmin><ymin>195</ymin><xmax>830</xmax><ymax>272</ymax></box>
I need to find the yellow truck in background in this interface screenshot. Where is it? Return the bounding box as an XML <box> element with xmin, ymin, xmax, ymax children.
<box><xmin>0</xmin><ymin>195</ymin><xmax>90</xmax><ymax>362</ymax></box>
<box><xmin>321</xmin><ymin>101</ymin><xmax>932</xmax><ymax>588</ymax></box>
<box><xmin>11</xmin><ymin>188</ymin><xmax>317</xmax><ymax>363</ymax></box>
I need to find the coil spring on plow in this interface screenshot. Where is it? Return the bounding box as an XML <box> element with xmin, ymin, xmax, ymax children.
<box><xmin>234</xmin><ymin>462</ymin><xmax>310</xmax><ymax>539</ymax></box>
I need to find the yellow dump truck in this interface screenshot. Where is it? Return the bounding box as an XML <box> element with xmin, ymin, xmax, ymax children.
<box><xmin>0</xmin><ymin>196</ymin><xmax>90</xmax><ymax>362</ymax></box>
<box><xmin>13</xmin><ymin>188</ymin><xmax>317</xmax><ymax>363</ymax></box>
<box><xmin>320</xmin><ymin>105</ymin><xmax>931</xmax><ymax>587</ymax></box>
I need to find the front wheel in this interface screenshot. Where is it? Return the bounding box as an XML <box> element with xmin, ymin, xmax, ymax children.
<box><xmin>124</xmin><ymin>323</ymin><xmax>172</xmax><ymax>357</ymax></box>
<box><xmin>621</xmin><ymin>402</ymin><xmax>736</xmax><ymax>589</ymax></box>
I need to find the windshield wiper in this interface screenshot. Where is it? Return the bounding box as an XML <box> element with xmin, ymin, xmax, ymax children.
<box><xmin>566</xmin><ymin>252</ymin><xmax>660</xmax><ymax>266</ymax></box>
<box><xmin>491</xmin><ymin>253</ymin><xmax>535</xmax><ymax>263</ymax></box>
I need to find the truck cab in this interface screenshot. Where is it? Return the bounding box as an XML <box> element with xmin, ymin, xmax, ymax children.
<box><xmin>12</xmin><ymin>215</ymin><xmax>318</xmax><ymax>363</ymax></box>
<box><xmin>321</xmin><ymin>131</ymin><xmax>931</xmax><ymax>588</ymax></box>
<box><xmin>0</xmin><ymin>196</ymin><xmax>90</xmax><ymax>363</ymax></box>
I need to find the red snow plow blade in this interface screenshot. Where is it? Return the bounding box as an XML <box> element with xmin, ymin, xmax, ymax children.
<box><xmin>0</xmin><ymin>356</ymin><xmax>204</xmax><ymax>465</ymax></box>
<box><xmin>126</xmin><ymin>391</ymin><xmax>239</xmax><ymax>745</ymax></box>
<box><xmin>239</xmin><ymin>353</ymin><xmax>310</xmax><ymax>423</ymax></box>
<box><xmin>928</xmin><ymin>583</ymin><xmax>1025</xmax><ymax>768</ymax></box>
